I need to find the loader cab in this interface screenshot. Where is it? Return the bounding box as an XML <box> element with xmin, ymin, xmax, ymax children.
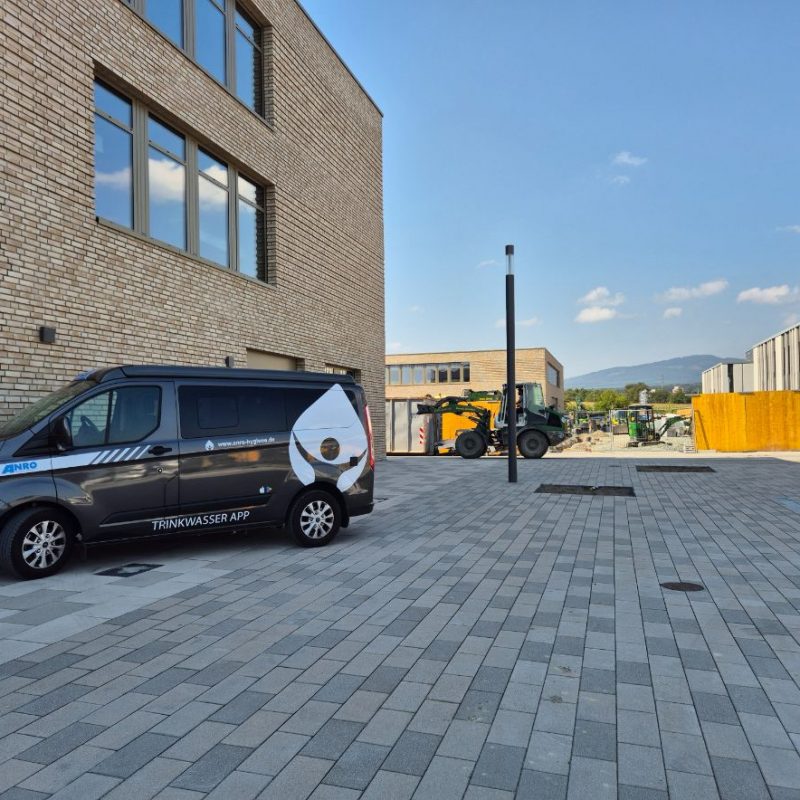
<box><xmin>496</xmin><ymin>382</ymin><xmax>548</xmax><ymax>429</ymax></box>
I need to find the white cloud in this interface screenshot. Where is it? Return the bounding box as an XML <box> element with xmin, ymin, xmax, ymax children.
<box><xmin>737</xmin><ymin>284</ymin><xmax>800</xmax><ymax>305</ymax></box>
<box><xmin>659</xmin><ymin>279</ymin><xmax>728</xmax><ymax>302</ymax></box>
<box><xmin>477</xmin><ymin>259</ymin><xmax>500</xmax><ymax>269</ymax></box>
<box><xmin>663</xmin><ymin>307</ymin><xmax>683</xmax><ymax>319</ymax></box>
<box><xmin>578</xmin><ymin>287</ymin><xmax>625</xmax><ymax>307</ymax></box>
<box><xmin>95</xmin><ymin>167</ymin><xmax>131</xmax><ymax>189</ymax></box>
<box><xmin>610</xmin><ymin>175</ymin><xmax>630</xmax><ymax>185</ymax></box>
<box><xmin>778</xmin><ymin>225</ymin><xmax>800</xmax><ymax>234</ymax></box>
<box><xmin>408</xmin><ymin>305</ymin><xmax>423</xmax><ymax>313</ymax></box>
<box><xmin>612</xmin><ymin>151</ymin><xmax>648</xmax><ymax>167</ymax></box>
<box><xmin>575</xmin><ymin>307</ymin><xmax>619</xmax><ymax>324</ymax></box>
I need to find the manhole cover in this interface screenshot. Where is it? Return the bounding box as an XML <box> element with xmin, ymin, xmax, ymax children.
<box><xmin>96</xmin><ymin>563</ymin><xmax>162</xmax><ymax>577</ymax></box>
<box><xmin>637</xmin><ymin>466</ymin><xmax>715</xmax><ymax>473</ymax></box>
<box><xmin>536</xmin><ymin>484</ymin><xmax>635</xmax><ymax>497</ymax></box>
<box><xmin>660</xmin><ymin>581</ymin><xmax>704</xmax><ymax>592</ymax></box>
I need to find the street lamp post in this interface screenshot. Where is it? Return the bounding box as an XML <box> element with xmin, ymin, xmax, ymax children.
<box><xmin>505</xmin><ymin>244</ymin><xmax>517</xmax><ymax>483</ymax></box>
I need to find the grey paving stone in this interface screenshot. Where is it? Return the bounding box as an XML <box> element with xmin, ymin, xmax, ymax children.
<box><xmin>302</xmin><ymin>719</ymin><xmax>363</xmax><ymax>760</ymax></box>
<box><xmin>566</xmin><ymin>756</ymin><xmax>616</xmax><ymax>800</ymax></box>
<box><xmin>323</xmin><ymin>741</ymin><xmax>389</xmax><ymax>790</ymax></box>
<box><xmin>617</xmin><ymin>787</ymin><xmax>668</xmax><ymax>800</ymax></box>
<box><xmin>312</xmin><ymin>674</ymin><xmax>364</xmax><ymax>704</ymax></box>
<box><xmin>411</xmin><ymin>755</ymin><xmax>471</xmax><ymax>800</ymax></box>
<box><xmin>619</xmin><ymin>743</ymin><xmax>667</xmax><ymax>790</ymax></box>
<box><xmin>692</xmin><ymin>692</ymin><xmax>738</xmax><ymax>725</ymax></box>
<box><xmin>666</xmin><ymin>769</ymin><xmax>720</xmax><ymax>799</ymax></box>
<box><xmin>471</xmin><ymin>743</ymin><xmax>525</xmax><ymax>791</ymax></box>
<box><xmin>752</xmin><ymin>745</ymin><xmax>800</xmax><ymax>789</ymax></box>
<box><xmin>711</xmin><ymin>755</ymin><xmax>771</xmax><ymax>800</ymax></box>
<box><xmin>517</xmin><ymin>770</ymin><xmax>567</xmax><ymax>800</ymax></box>
<box><xmin>170</xmin><ymin>744</ymin><xmax>251</xmax><ymax>792</ymax></box>
<box><xmin>617</xmin><ymin>661</ymin><xmax>652</xmax><ymax>686</ymax></box>
<box><xmin>209</xmin><ymin>691</ymin><xmax>271</xmax><ymax>724</ymax></box>
<box><xmin>456</xmin><ymin>690</ymin><xmax>502</xmax><ymax>724</ymax></box>
<box><xmin>382</xmin><ymin>731</ymin><xmax>441</xmax><ymax>776</ymax></box>
<box><xmin>573</xmin><ymin>719</ymin><xmax>616</xmax><ymax>761</ymax></box>
<box><xmin>524</xmin><ymin>731</ymin><xmax>571</xmax><ymax>774</ymax></box>
<box><xmin>18</xmin><ymin>722</ymin><xmax>105</xmax><ymax>764</ymax></box>
<box><xmin>94</xmin><ymin>733</ymin><xmax>179</xmax><ymax>778</ymax></box>
<box><xmin>257</xmin><ymin>755</ymin><xmax>333</xmax><ymax>800</ymax></box>
<box><xmin>361</xmin><ymin>770</ymin><xmax>419</xmax><ymax>800</ymax></box>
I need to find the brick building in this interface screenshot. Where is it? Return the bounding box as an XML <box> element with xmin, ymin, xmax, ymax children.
<box><xmin>1</xmin><ymin>0</ymin><xmax>385</xmax><ymax>452</ymax></box>
<box><xmin>385</xmin><ymin>348</ymin><xmax>564</xmax><ymax>409</ymax></box>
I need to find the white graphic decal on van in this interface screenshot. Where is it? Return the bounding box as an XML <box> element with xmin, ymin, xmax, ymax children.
<box><xmin>150</xmin><ymin>509</ymin><xmax>251</xmax><ymax>531</ymax></box>
<box><xmin>205</xmin><ymin>440</ymin><xmax>215</xmax><ymax>451</ymax></box>
<box><xmin>0</xmin><ymin>445</ymin><xmax>153</xmax><ymax>478</ymax></box>
<box><xmin>289</xmin><ymin>384</ymin><xmax>368</xmax><ymax>492</ymax></box>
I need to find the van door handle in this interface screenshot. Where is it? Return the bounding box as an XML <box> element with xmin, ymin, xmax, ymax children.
<box><xmin>148</xmin><ymin>445</ymin><xmax>172</xmax><ymax>456</ymax></box>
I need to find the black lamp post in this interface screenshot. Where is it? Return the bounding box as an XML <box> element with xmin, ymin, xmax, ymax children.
<box><xmin>505</xmin><ymin>244</ymin><xmax>517</xmax><ymax>483</ymax></box>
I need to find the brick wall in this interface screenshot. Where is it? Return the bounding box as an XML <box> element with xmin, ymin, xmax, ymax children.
<box><xmin>0</xmin><ymin>0</ymin><xmax>386</xmax><ymax>454</ymax></box>
<box><xmin>385</xmin><ymin>349</ymin><xmax>565</xmax><ymax>409</ymax></box>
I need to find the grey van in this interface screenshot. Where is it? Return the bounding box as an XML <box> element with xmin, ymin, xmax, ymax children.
<box><xmin>0</xmin><ymin>366</ymin><xmax>375</xmax><ymax>579</ymax></box>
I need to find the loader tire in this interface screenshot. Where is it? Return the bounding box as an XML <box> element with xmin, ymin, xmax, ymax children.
<box><xmin>455</xmin><ymin>430</ymin><xmax>486</xmax><ymax>459</ymax></box>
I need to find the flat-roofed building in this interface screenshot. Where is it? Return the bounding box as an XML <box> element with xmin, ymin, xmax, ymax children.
<box><xmin>385</xmin><ymin>348</ymin><xmax>564</xmax><ymax>409</ymax></box>
<box><xmin>752</xmin><ymin>323</ymin><xmax>800</xmax><ymax>391</ymax></box>
<box><xmin>1</xmin><ymin>0</ymin><xmax>385</xmax><ymax>452</ymax></box>
<box><xmin>701</xmin><ymin>361</ymin><xmax>754</xmax><ymax>394</ymax></box>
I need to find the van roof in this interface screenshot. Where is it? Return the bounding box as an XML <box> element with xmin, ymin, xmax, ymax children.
<box><xmin>82</xmin><ymin>365</ymin><xmax>357</xmax><ymax>385</ymax></box>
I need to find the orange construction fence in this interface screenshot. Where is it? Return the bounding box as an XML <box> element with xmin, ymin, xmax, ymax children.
<box><xmin>692</xmin><ymin>390</ymin><xmax>800</xmax><ymax>451</ymax></box>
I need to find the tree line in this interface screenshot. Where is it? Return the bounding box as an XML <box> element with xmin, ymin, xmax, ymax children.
<box><xmin>565</xmin><ymin>383</ymin><xmax>698</xmax><ymax>412</ymax></box>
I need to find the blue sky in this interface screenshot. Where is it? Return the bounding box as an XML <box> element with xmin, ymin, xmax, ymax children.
<box><xmin>303</xmin><ymin>0</ymin><xmax>800</xmax><ymax>376</ymax></box>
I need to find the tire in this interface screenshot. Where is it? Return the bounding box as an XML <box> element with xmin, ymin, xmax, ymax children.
<box><xmin>455</xmin><ymin>430</ymin><xmax>487</xmax><ymax>459</ymax></box>
<box><xmin>518</xmin><ymin>430</ymin><xmax>549</xmax><ymax>459</ymax></box>
<box><xmin>0</xmin><ymin>508</ymin><xmax>75</xmax><ymax>579</ymax></box>
<box><xmin>290</xmin><ymin>490</ymin><xmax>341</xmax><ymax>547</ymax></box>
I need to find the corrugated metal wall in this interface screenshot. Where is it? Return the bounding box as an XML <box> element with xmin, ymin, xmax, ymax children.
<box><xmin>385</xmin><ymin>399</ymin><xmax>430</xmax><ymax>454</ymax></box>
<box><xmin>693</xmin><ymin>391</ymin><xmax>800</xmax><ymax>451</ymax></box>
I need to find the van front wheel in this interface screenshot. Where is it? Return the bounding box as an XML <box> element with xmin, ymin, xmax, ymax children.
<box><xmin>0</xmin><ymin>508</ymin><xmax>74</xmax><ymax>579</ymax></box>
<box><xmin>290</xmin><ymin>490</ymin><xmax>341</xmax><ymax>547</ymax></box>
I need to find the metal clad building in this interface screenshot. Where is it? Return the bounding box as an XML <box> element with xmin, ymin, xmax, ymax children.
<box><xmin>752</xmin><ymin>323</ymin><xmax>800</xmax><ymax>391</ymax></box>
<box><xmin>701</xmin><ymin>361</ymin><xmax>754</xmax><ymax>394</ymax></box>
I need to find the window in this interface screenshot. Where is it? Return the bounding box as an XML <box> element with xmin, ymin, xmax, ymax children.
<box><xmin>437</xmin><ymin>365</ymin><xmax>449</xmax><ymax>383</ymax></box>
<box><xmin>413</xmin><ymin>366</ymin><xmax>424</xmax><ymax>384</ymax></box>
<box><xmin>425</xmin><ymin>365</ymin><xmax>437</xmax><ymax>383</ymax></box>
<box><xmin>148</xmin><ymin>118</ymin><xmax>186</xmax><ymax>249</ymax></box>
<box><xmin>401</xmin><ymin>366</ymin><xmax>413</xmax><ymax>384</ymax></box>
<box><xmin>196</xmin><ymin>0</ymin><xmax>226</xmax><ymax>83</ymax></box>
<box><xmin>93</xmin><ymin>80</ymin><xmax>270</xmax><ymax>280</ymax></box>
<box><xmin>179</xmin><ymin>385</ymin><xmax>285</xmax><ymax>438</ymax></box>
<box><xmin>388</xmin><ymin>366</ymin><xmax>400</xmax><ymax>385</ymax></box>
<box><xmin>462</xmin><ymin>362</ymin><xmax>470</xmax><ymax>382</ymax></box>
<box><xmin>145</xmin><ymin>0</ymin><xmax>183</xmax><ymax>47</ymax></box>
<box><xmin>198</xmin><ymin>149</ymin><xmax>229</xmax><ymax>267</ymax></box>
<box><xmin>237</xmin><ymin>175</ymin><xmax>266</xmax><ymax>280</ymax></box>
<box><xmin>547</xmin><ymin>363</ymin><xmax>560</xmax><ymax>388</ymax></box>
<box><xmin>127</xmin><ymin>1</ymin><xmax>266</xmax><ymax>118</ymax></box>
<box><xmin>325</xmin><ymin>365</ymin><xmax>361</xmax><ymax>381</ymax></box>
<box><xmin>235</xmin><ymin>9</ymin><xmax>262</xmax><ymax>113</ymax></box>
<box><xmin>65</xmin><ymin>387</ymin><xmax>161</xmax><ymax>448</ymax></box>
<box><xmin>450</xmin><ymin>363</ymin><xmax>461</xmax><ymax>382</ymax></box>
<box><xmin>94</xmin><ymin>82</ymin><xmax>133</xmax><ymax>228</ymax></box>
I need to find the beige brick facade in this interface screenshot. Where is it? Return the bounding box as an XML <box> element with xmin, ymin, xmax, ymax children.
<box><xmin>386</xmin><ymin>348</ymin><xmax>564</xmax><ymax>409</ymax></box>
<box><xmin>0</xmin><ymin>0</ymin><xmax>386</xmax><ymax>453</ymax></box>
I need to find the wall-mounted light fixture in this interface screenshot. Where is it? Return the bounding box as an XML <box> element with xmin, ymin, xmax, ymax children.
<box><xmin>39</xmin><ymin>326</ymin><xmax>56</xmax><ymax>344</ymax></box>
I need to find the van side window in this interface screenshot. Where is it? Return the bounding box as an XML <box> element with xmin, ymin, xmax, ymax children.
<box><xmin>179</xmin><ymin>385</ymin><xmax>286</xmax><ymax>439</ymax></box>
<box><xmin>284</xmin><ymin>387</ymin><xmax>360</xmax><ymax>429</ymax></box>
<box><xmin>66</xmin><ymin>387</ymin><xmax>161</xmax><ymax>448</ymax></box>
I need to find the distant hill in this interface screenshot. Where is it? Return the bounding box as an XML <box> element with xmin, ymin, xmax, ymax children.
<box><xmin>566</xmin><ymin>355</ymin><xmax>733</xmax><ymax>389</ymax></box>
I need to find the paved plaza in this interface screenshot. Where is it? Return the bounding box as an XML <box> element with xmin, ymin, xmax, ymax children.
<box><xmin>1</xmin><ymin>455</ymin><xmax>800</xmax><ymax>799</ymax></box>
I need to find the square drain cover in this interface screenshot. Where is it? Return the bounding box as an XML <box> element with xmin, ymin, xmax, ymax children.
<box><xmin>637</xmin><ymin>465</ymin><xmax>714</xmax><ymax>473</ymax></box>
<box><xmin>536</xmin><ymin>484</ymin><xmax>635</xmax><ymax>497</ymax></box>
<box><xmin>96</xmin><ymin>563</ymin><xmax>162</xmax><ymax>577</ymax></box>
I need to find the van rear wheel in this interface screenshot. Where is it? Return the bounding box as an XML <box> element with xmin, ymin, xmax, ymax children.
<box><xmin>0</xmin><ymin>508</ymin><xmax>74</xmax><ymax>579</ymax></box>
<box><xmin>290</xmin><ymin>490</ymin><xmax>341</xmax><ymax>547</ymax></box>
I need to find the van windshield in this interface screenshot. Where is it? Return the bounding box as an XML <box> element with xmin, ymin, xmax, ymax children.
<box><xmin>0</xmin><ymin>382</ymin><xmax>94</xmax><ymax>440</ymax></box>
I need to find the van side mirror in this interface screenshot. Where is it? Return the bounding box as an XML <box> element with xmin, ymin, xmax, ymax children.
<box><xmin>50</xmin><ymin>417</ymin><xmax>72</xmax><ymax>452</ymax></box>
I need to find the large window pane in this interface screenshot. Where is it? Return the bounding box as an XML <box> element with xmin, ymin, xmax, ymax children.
<box><xmin>238</xmin><ymin>199</ymin><xmax>265</xmax><ymax>280</ymax></box>
<box><xmin>148</xmin><ymin>149</ymin><xmax>186</xmax><ymax>249</ymax></box>
<box><xmin>196</xmin><ymin>0</ymin><xmax>226</xmax><ymax>84</ymax></box>
<box><xmin>148</xmin><ymin>118</ymin><xmax>185</xmax><ymax>159</ymax></box>
<box><xmin>94</xmin><ymin>82</ymin><xmax>131</xmax><ymax>127</ymax></box>
<box><xmin>94</xmin><ymin>116</ymin><xmax>132</xmax><ymax>228</ymax></box>
<box><xmin>235</xmin><ymin>30</ymin><xmax>257</xmax><ymax>111</ymax></box>
<box><xmin>145</xmin><ymin>0</ymin><xmax>183</xmax><ymax>47</ymax></box>
<box><xmin>199</xmin><ymin>176</ymin><xmax>228</xmax><ymax>266</ymax></box>
<box><xmin>450</xmin><ymin>363</ymin><xmax>462</xmax><ymax>382</ymax></box>
<box><xmin>199</xmin><ymin>150</ymin><xmax>228</xmax><ymax>185</ymax></box>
